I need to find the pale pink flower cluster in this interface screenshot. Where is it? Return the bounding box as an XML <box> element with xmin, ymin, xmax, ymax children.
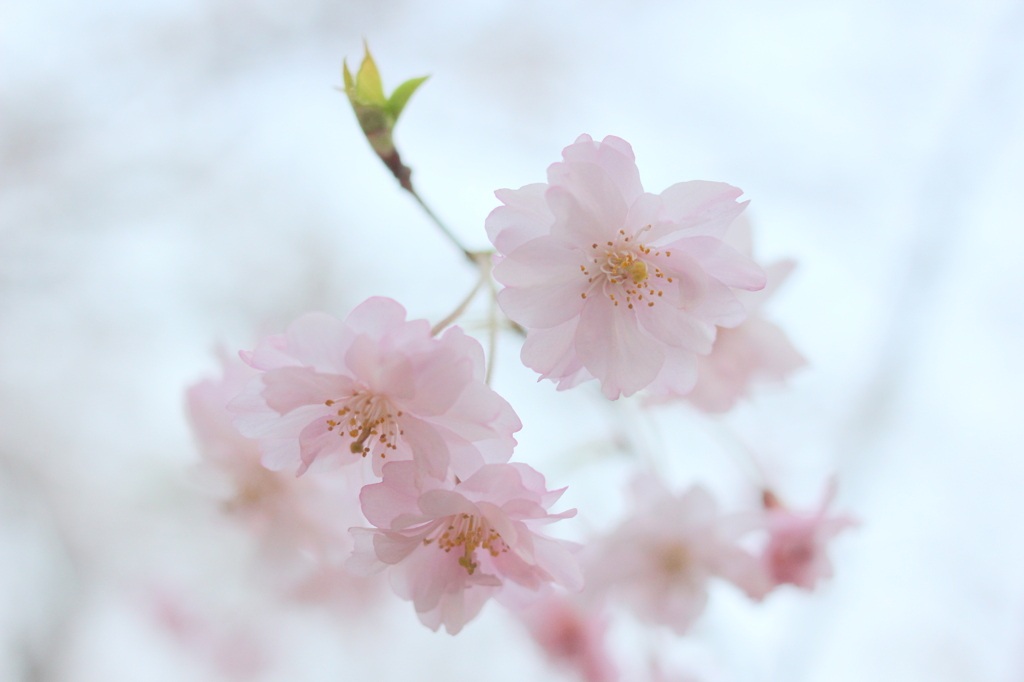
<box><xmin>585</xmin><ymin>477</ymin><xmax>769</xmax><ymax>634</ymax></box>
<box><xmin>181</xmin><ymin>132</ymin><xmax>848</xmax><ymax>650</ymax></box>
<box><xmin>216</xmin><ymin>297</ymin><xmax>580</xmax><ymax>633</ymax></box>
<box><xmin>584</xmin><ymin>476</ymin><xmax>854</xmax><ymax>634</ymax></box>
<box><xmin>487</xmin><ymin>134</ymin><xmax>766</xmax><ymax>399</ymax></box>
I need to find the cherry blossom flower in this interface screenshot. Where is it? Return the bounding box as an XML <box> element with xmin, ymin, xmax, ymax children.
<box><xmin>514</xmin><ymin>589</ymin><xmax>618</xmax><ymax>682</ymax></box>
<box><xmin>187</xmin><ymin>354</ymin><xmax>379</xmax><ymax>603</ymax></box>
<box><xmin>761</xmin><ymin>481</ymin><xmax>856</xmax><ymax>590</ymax></box>
<box><xmin>486</xmin><ymin>134</ymin><xmax>766</xmax><ymax>399</ymax></box>
<box><xmin>228</xmin><ymin>297</ymin><xmax>521</xmax><ymax>478</ymax></box>
<box><xmin>348</xmin><ymin>460</ymin><xmax>582</xmax><ymax>634</ymax></box>
<box><xmin>585</xmin><ymin>477</ymin><xmax>769</xmax><ymax>634</ymax></box>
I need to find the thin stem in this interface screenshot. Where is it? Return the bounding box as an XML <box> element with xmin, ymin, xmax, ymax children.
<box><xmin>430</xmin><ymin>255</ymin><xmax>491</xmax><ymax>337</ymax></box>
<box><xmin>405</xmin><ymin>186</ymin><xmax>476</xmax><ymax>265</ymax></box>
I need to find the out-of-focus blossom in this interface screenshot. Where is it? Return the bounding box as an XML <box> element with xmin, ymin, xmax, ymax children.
<box><xmin>187</xmin><ymin>354</ymin><xmax>378</xmax><ymax>603</ymax></box>
<box><xmin>514</xmin><ymin>589</ymin><xmax>618</xmax><ymax>682</ymax></box>
<box><xmin>348</xmin><ymin>460</ymin><xmax>582</xmax><ymax>634</ymax></box>
<box><xmin>761</xmin><ymin>481</ymin><xmax>856</xmax><ymax>590</ymax></box>
<box><xmin>229</xmin><ymin>297</ymin><xmax>521</xmax><ymax>478</ymax></box>
<box><xmin>146</xmin><ymin>585</ymin><xmax>269</xmax><ymax>681</ymax></box>
<box><xmin>585</xmin><ymin>477</ymin><xmax>769</xmax><ymax>635</ymax></box>
<box><xmin>487</xmin><ymin>134</ymin><xmax>765</xmax><ymax>399</ymax></box>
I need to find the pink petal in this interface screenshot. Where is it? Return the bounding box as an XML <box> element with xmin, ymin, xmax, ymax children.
<box><xmin>344</xmin><ymin>296</ymin><xmax>410</xmax><ymax>340</ymax></box>
<box><xmin>493</xmin><ymin>237</ymin><xmax>589</xmax><ymax>329</ymax></box>
<box><xmin>374</xmin><ymin>529</ymin><xmax>429</xmax><ymax>565</ymax></box>
<box><xmin>654</xmin><ymin>181</ymin><xmax>746</xmax><ymax>241</ymax></box>
<box><xmin>243</xmin><ymin>334</ymin><xmax>297</xmax><ymax>371</ymax></box>
<box><xmin>393</xmin><ymin>415</ymin><xmax>450</xmax><ymax>480</ymax></box>
<box><xmin>666</xmin><ymin>236</ymin><xmax>765</xmax><ymax>291</ymax></box>
<box><xmin>260</xmin><ymin>367</ymin><xmax>354</xmax><ymax>415</ymax></box>
<box><xmin>531</xmin><ymin>534</ymin><xmax>584</xmax><ymax>592</ymax></box>
<box><xmin>487</xmin><ymin>184</ymin><xmax>555</xmax><ymax>253</ymax></box>
<box><xmin>575</xmin><ymin>299</ymin><xmax>664</xmax><ymax>399</ymax></box>
<box><xmin>689</xmin><ymin>279</ymin><xmax>747</xmax><ymax>328</ymax></box>
<box><xmin>560</xmin><ymin>134</ymin><xmax>644</xmax><ymax>206</ymax></box>
<box><xmin>284</xmin><ymin>312</ymin><xmax>349</xmax><ymax>372</ymax></box>
<box><xmin>346</xmin><ymin>528</ymin><xmax>388</xmax><ymax>576</ymax></box>
<box><xmin>634</xmin><ymin>295</ymin><xmax>715</xmax><ymax>354</ymax></box>
<box><xmin>297</xmin><ymin>417</ymin><xmax>357</xmax><ymax>476</ymax></box>
<box><xmin>359</xmin><ymin>461</ymin><xmax>424</xmax><ymax>528</ymax></box>
<box><xmin>404</xmin><ymin>343</ymin><xmax>474</xmax><ymax>417</ymax></box>
<box><xmin>437</xmin><ymin>326</ymin><xmax>486</xmax><ymax>380</ymax></box>
<box><xmin>644</xmin><ymin>250</ymin><xmax>711</xmax><ymax>311</ymax></box>
<box><xmin>343</xmin><ymin>335</ymin><xmax>416</xmax><ymax>399</ymax></box>
<box><xmin>520</xmin><ymin>318</ymin><xmax>585</xmax><ymax>381</ymax></box>
<box><xmin>624</xmin><ymin>192</ymin><xmax>669</xmax><ymax>237</ymax></box>
<box><xmin>459</xmin><ymin>463</ymin><xmax>532</xmax><ymax>505</ymax></box>
<box><xmin>418</xmin><ymin>489</ymin><xmax>478</xmax><ymax>518</ymax></box>
<box><xmin>545</xmin><ymin>169</ymin><xmax>623</xmax><ymax>244</ymax></box>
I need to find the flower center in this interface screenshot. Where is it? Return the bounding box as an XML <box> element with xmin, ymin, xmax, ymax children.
<box><xmin>423</xmin><ymin>512</ymin><xmax>509</xmax><ymax>575</ymax></box>
<box><xmin>659</xmin><ymin>542</ymin><xmax>692</xmax><ymax>576</ymax></box>
<box><xmin>324</xmin><ymin>390</ymin><xmax>403</xmax><ymax>458</ymax></box>
<box><xmin>579</xmin><ymin>226</ymin><xmax>674</xmax><ymax>310</ymax></box>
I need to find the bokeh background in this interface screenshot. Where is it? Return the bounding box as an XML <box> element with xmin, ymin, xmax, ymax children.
<box><xmin>2</xmin><ymin>1</ymin><xmax>1024</xmax><ymax>680</ymax></box>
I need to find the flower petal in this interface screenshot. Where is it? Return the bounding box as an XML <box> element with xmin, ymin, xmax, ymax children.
<box><xmin>487</xmin><ymin>183</ymin><xmax>555</xmax><ymax>253</ymax></box>
<box><xmin>576</xmin><ymin>299</ymin><xmax>664</xmax><ymax>399</ymax></box>
<box><xmin>560</xmin><ymin>134</ymin><xmax>644</xmax><ymax>206</ymax></box>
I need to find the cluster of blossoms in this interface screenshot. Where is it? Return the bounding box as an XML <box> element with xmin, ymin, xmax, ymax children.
<box><xmin>185</xmin><ymin>57</ymin><xmax>853</xmax><ymax>678</ymax></box>
<box><xmin>205</xmin><ymin>297</ymin><xmax>578</xmax><ymax>633</ymax></box>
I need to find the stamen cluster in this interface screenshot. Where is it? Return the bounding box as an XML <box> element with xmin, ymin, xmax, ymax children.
<box><xmin>324</xmin><ymin>392</ymin><xmax>403</xmax><ymax>458</ymax></box>
<box><xmin>425</xmin><ymin>512</ymin><xmax>509</xmax><ymax>575</ymax></box>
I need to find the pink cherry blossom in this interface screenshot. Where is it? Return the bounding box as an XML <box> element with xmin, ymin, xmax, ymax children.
<box><xmin>585</xmin><ymin>477</ymin><xmax>769</xmax><ymax>634</ymax></box>
<box><xmin>761</xmin><ymin>481</ymin><xmax>856</xmax><ymax>590</ymax></box>
<box><xmin>187</xmin><ymin>353</ymin><xmax>380</xmax><ymax>603</ymax></box>
<box><xmin>228</xmin><ymin>297</ymin><xmax>521</xmax><ymax>478</ymax></box>
<box><xmin>486</xmin><ymin>134</ymin><xmax>766</xmax><ymax>399</ymax></box>
<box><xmin>515</xmin><ymin>589</ymin><xmax>618</xmax><ymax>682</ymax></box>
<box><xmin>348</xmin><ymin>460</ymin><xmax>582</xmax><ymax>634</ymax></box>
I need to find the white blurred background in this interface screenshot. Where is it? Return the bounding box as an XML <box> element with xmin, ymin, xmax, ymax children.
<box><xmin>2</xmin><ymin>1</ymin><xmax>1024</xmax><ymax>680</ymax></box>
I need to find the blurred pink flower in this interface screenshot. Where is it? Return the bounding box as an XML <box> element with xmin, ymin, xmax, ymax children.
<box><xmin>187</xmin><ymin>353</ymin><xmax>380</xmax><ymax>603</ymax></box>
<box><xmin>585</xmin><ymin>477</ymin><xmax>769</xmax><ymax>634</ymax></box>
<box><xmin>516</xmin><ymin>590</ymin><xmax>618</xmax><ymax>682</ymax></box>
<box><xmin>486</xmin><ymin>134</ymin><xmax>765</xmax><ymax>399</ymax></box>
<box><xmin>348</xmin><ymin>460</ymin><xmax>582</xmax><ymax>634</ymax></box>
<box><xmin>761</xmin><ymin>481</ymin><xmax>856</xmax><ymax>590</ymax></box>
<box><xmin>229</xmin><ymin>297</ymin><xmax>521</xmax><ymax>478</ymax></box>
<box><xmin>147</xmin><ymin>585</ymin><xmax>269</xmax><ymax>681</ymax></box>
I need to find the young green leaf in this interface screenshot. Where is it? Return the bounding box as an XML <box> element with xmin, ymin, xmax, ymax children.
<box><xmin>387</xmin><ymin>76</ymin><xmax>430</xmax><ymax>120</ymax></box>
